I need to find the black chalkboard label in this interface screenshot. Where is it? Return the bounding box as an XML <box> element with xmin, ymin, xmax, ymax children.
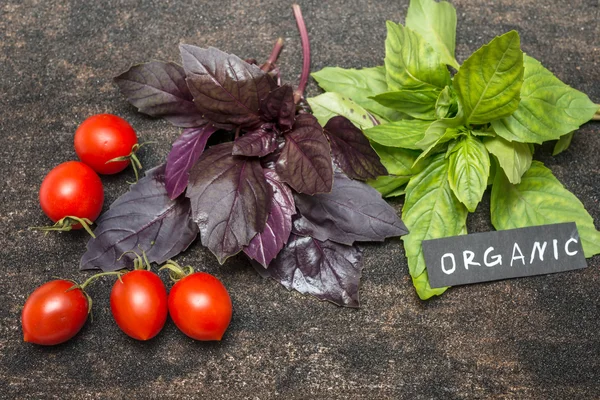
<box><xmin>424</xmin><ymin>222</ymin><xmax>587</xmax><ymax>288</ymax></box>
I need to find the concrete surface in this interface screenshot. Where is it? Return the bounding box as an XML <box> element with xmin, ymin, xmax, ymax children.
<box><xmin>1</xmin><ymin>0</ymin><xmax>599</xmax><ymax>398</ymax></box>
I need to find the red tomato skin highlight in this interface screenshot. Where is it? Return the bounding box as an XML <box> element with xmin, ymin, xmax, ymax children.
<box><xmin>39</xmin><ymin>161</ymin><xmax>104</xmax><ymax>228</ymax></box>
<box><xmin>168</xmin><ymin>273</ymin><xmax>233</xmax><ymax>341</ymax></box>
<box><xmin>74</xmin><ymin>114</ymin><xmax>138</xmax><ymax>174</ymax></box>
<box><xmin>110</xmin><ymin>270</ymin><xmax>168</xmax><ymax>341</ymax></box>
<box><xmin>21</xmin><ymin>280</ymin><xmax>89</xmax><ymax>346</ymax></box>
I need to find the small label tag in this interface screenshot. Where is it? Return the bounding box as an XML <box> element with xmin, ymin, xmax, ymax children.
<box><xmin>424</xmin><ymin>222</ymin><xmax>587</xmax><ymax>288</ymax></box>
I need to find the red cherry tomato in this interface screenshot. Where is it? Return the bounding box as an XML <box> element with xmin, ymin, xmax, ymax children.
<box><xmin>39</xmin><ymin>161</ymin><xmax>104</xmax><ymax>228</ymax></box>
<box><xmin>110</xmin><ymin>270</ymin><xmax>168</xmax><ymax>341</ymax></box>
<box><xmin>168</xmin><ymin>272</ymin><xmax>232</xmax><ymax>341</ymax></box>
<box><xmin>22</xmin><ymin>280</ymin><xmax>89</xmax><ymax>345</ymax></box>
<box><xmin>74</xmin><ymin>114</ymin><xmax>138</xmax><ymax>175</ymax></box>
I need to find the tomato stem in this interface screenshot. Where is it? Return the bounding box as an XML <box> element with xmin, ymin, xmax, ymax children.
<box><xmin>261</xmin><ymin>37</ymin><xmax>285</xmax><ymax>72</ymax></box>
<box><xmin>29</xmin><ymin>216</ymin><xmax>96</xmax><ymax>238</ymax></box>
<box><xmin>159</xmin><ymin>260</ymin><xmax>194</xmax><ymax>283</ymax></box>
<box><xmin>106</xmin><ymin>141</ymin><xmax>156</xmax><ymax>183</ymax></box>
<box><xmin>118</xmin><ymin>247</ymin><xmax>152</xmax><ymax>271</ymax></box>
<box><xmin>292</xmin><ymin>4</ymin><xmax>311</xmax><ymax>104</ymax></box>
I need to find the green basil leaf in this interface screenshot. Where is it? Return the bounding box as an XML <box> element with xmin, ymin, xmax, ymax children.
<box><xmin>384</xmin><ymin>21</ymin><xmax>451</xmax><ymax>91</ymax></box>
<box><xmin>367</xmin><ymin>175</ymin><xmax>410</xmax><ymax>197</ymax></box>
<box><xmin>412</xmin><ymin>270</ymin><xmax>448</xmax><ymax>300</ymax></box>
<box><xmin>483</xmin><ymin>135</ymin><xmax>532</xmax><ymax>184</ymax></box>
<box><xmin>413</xmin><ymin>127</ymin><xmax>462</xmax><ymax>166</ymax></box>
<box><xmin>491</xmin><ymin>161</ymin><xmax>600</xmax><ymax>257</ymax></box>
<box><xmin>553</xmin><ymin>132</ymin><xmax>574</xmax><ymax>156</ymax></box>
<box><xmin>307</xmin><ymin>92</ymin><xmax>375</xmax><ymax>130</ymax></box>
<box><xmin>453</xmin><ymin>31</ymin><xmax>524</xmax><ymax>125</ymax></box>
<box><xmin>447</xmin><ymin>134</ymin><xmax>490</xmax><ymax>212</ymax></box>
<box><xmin>370</xmin><ymin>89</ymin><xmax>439</xmax><ymax>120</ymax></box>
<box><xmin>311</xmin><ymin>66</ymin><xmax>404</xmax><ymax>122</ymax></box>
<box><xmin>435</xmin><ymin>86</ymin><xmax>458</xmax><ymax>119</ymax></box>
<box><xmin>405</xmin><ymin>0</ymin><xmax>460</xmax><ymax>70</ymax></box>
<box><xmin>371</xmin><ymin>143</ymin><xmax>423</xmax><ymax>176</ymax></box>
<box><xmin>492</xmin><ymin>55</ymin><xmax>598</xmax><ymax>143</ymax></box>
<box><xmin>363</xmin><ymin>120</ymin><xmax>431</xmax><ymax>149</ymax></box>
<box><xmin>402</xmin><ymin>154</ymin><xmax>468</xmax><ymax>281</ymax></box>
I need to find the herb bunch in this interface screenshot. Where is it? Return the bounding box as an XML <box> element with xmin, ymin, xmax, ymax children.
<box><xmin>310</xmin><ymin>0</ymin><xmax>600</xmax><ymax>299</ymax></box>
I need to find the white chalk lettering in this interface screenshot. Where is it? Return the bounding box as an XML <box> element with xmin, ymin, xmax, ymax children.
<box><xmin>530</xmin><ymin>241</ymin><xmax>547</xmax><ymax>264</ymax></box>
<box><xmin>553</xmin><ymin>239</ymin><xmax>559</xmax><ymax>260</ymax></box>
<box><xmin>463</xmin><ymin>250</ymin><xmax>481</xmax><ymax>270</ymax></box>
<box><xmin>441</xmin><ymin>253</ymin><xmax>456</xmax><ymax>275</ymax></box>
<box><xmin>511</xmin><ymin>243</ymin><xmax>525</xmax><ymax>267</ymax></box>
<box><xmin>565</xmin><ymin>238</ymin><xmax>579</xmax><ymax>256</ymax></box>
<box><xmin>484</xmin><ymin>247</ymin><xmax>502</xmax><ymax>267</ymax></box>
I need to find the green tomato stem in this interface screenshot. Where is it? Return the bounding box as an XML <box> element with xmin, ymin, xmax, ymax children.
<box><xmin>29</xmin><ymin>216</ymin><xmax>96</xmax><ymax>238</ymax></box>
<box><xmin>159</xmin><ymin>260</ymin><xmax>194</xmax><ymax>283</ymax></box>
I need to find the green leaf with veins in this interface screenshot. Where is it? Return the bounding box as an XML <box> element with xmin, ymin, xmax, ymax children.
<box><xmin>483</xmin><ymin>135</ymin><xmax>531</xmax><ymax>184</ymax></box>
<box><xmin>435</xmin><ymin>86</ymin><xmax>458</xmax><ymax>119</ymax></box>
<box><xmin>447</xmin><ymin>134</ymin><xmax>490</xmax><ymax>212</ymax></box>
<box><xmin>491</xmin><ymin>161</ymin><xmax>600</xmax><ymax>257</ymax></box>
<box><xmin>413</xmin><ymin>128</ymin><xmax>461</xmax><ymax>166</ymax></box>
<box><xmin>384</xmin><ymin>21</ymin><xmax>451</xmax><ymax>91</ymax></box>
<box><xmin>453</xmin><ymin>31</ymin><xmax>524</xmax><ymax>125</ymax></box>
<box><xmin>405</xmin><ymin>0</ymin><xmax>460</xmax><ymax>70</ymax></box>
<box><xmin>553</xmin><ymin>132</ymin><xmax>574</xmax><ymax>156</ymax></box>
<box><xmin>311</xmin><ymin>66</ymin><xmax>404</xmax><ymax>122</ymax></box>
<box><xmin>367</xmin><ymin>175</ymin><xmax>410</xmax><ymax>197</ymax></box>
<box><xmin>370</xmin><ymin>89</ymin><xmax>439</xmax><ymax>120</ymax></box>
<box><xmin>307</xmin><ymin>92</ymin><xmax>375</xmax><ymax>130</ymax></box>
<box><xmin>363</xmin><ymin>120</ymin><xmax>431</xmax><ymax>149</ymax></box>
<box><xmin>402</xmin><ymin>154</ymin><xmax>468</xmax><ymax>290</ymax></box>
<box><xmin>371</xmin><ymin>143</ymin><xmax>424</xmax><ymax>176</ymax></box>
<box><xmin>491</xmin><ymin>55</ymin><xmax>598</xmax><ymax>143</ymax></box>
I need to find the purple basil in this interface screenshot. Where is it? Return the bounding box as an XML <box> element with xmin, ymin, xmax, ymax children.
<box><xmin>232</xmin><ymin>123</ymin><xmax>279</xmax><ymax>157</ymax></box>
<box><xmin>276</xmin><ymin>113</ymin><xmax>333</xmax><ymax>195</ymax></box>
<box><xmin>256</xmin><ymin>233</ymin><xmax>363</xmax><ymax>307</ymax></box>
<box><xmin>180</xmin><ymin>45</ymin><xmax>275</xmax><ymax>129</ymax></box>
<box><xmin>114</xmin><ymin>61</ymin><xmax>205</xmax><ymax>128</ymax></box>
<box><xmin>260</xmin><ymin>84</ymin><xmax>295</xmax><ymax>131</ymax></box>
<box><xmin>80</xmin><ymin>165</ymin><xmax>199</xmax><ymax>271</ymax></box>
<box><xmin>293</xmin><ymin>172</ymin><xmax>408</xmax><ymax>245</ymax></box>
<box><xmin>186</xmin><ymin>142</ymin><xmax>272</xmax><ymax>263</ymax></box>
<box><xmin>165</xmin><ymin>125</ymin><xmax>218</xmax><ymax>199</ymax></box>
<box><xmin>324</xmin><ymin>116</ymin><xmax>387</xmax><ymax>181</ymax></box>
<box><xmin>244</xmin><ymin>170</ymin><xmax>296</xmax><ymax>267</ymax></box>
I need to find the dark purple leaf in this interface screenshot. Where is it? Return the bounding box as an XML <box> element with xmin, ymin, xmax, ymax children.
<box><xmin>232</xmin><ymin>123</ymin><xmax>279</xmax><ymax>157</ymax></box>
<box><xmin>293</xmin><ymin>172</ymin><xmax>408</xmax><ymax>245</ymax></box>
<box><xmin>260</xmin><ymin>84</ymin><xmax>295</xmax><ymax>131</ymax></box>
<box><xmin>254</xmin><ymin>233</ymin><xmax>363</xmax><ymax>307</ymax></box>
<box><xmin>187</xmin><ymin>142</ymin><xmax>272</xmax><ymax>263</ymax></box>
<box><xmin>276</xmin><ymin>114</ymin><xmax>333</xmax><ymax>195</ymax></box>
<box><xmin>114</xmin><ymin>61</ymin><xmax>205</xmax><ymax>128</ymax></box>
<box><xmin>180</xmin><ymin>45</ymin><xmax>275</xmax><ymax>129</ymax></box>
<box><xmin>80</xmin><ymin>165</ymin><xmax>199</xmax><ymax>271</ymax></box>
<box><xmin>324</xmin><ymin>116</ymin><xmax>387</xmax><ymax>181</ymax></box>
<box><xmin>244</xmin><ymin>170</ymin><xmax>295</xmax><ymax>267</ymax></box>
<box><xmin>165</xmin><ymin>125</ymin><xmax>218</xmax><ymax>199</ymax></box>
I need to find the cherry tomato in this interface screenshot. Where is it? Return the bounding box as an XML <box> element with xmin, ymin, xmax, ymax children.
<box><xmin>74</xmin><ymin>114</ymin><xmax>138</xmax><ymax>175</ymax></box>
<box><xmin>168</xmin><ymin>272</ymin><xmax>232</xmax><ymax>341</ymax></box>
<box><xmin>22</xmin><ymin>280</ymin><xmax>89</xmax><ymax>345</ymax></box>
<box><xmin>39</xmin><ymin>161</ymin><xmax>104</xmax><ymax>228</ymax></box>
<box><xmin>110</xmin><ymin>270</ymin><xmax>168</xmax><ymax>341</ymax></box>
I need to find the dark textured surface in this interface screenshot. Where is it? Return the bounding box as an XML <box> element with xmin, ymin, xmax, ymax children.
<box><xmin>1</xmin><ymin>0</ymin><xmax>599</xmax><ymax>398</ymax></box>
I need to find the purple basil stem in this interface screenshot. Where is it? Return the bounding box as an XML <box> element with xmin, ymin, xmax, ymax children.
<box><xmin>276</xmin><ymin>113</ymin><xmax>333</xmax><ymax>195</ymax></box>
<box><xmin>324</xmin><ymin>116</ymin><xmax>387</xmax><ymax>181</ymax></box>
<box><xmin>165</xmin><ymin>125</ymin><xmax>218</xmax><ymax>199</ymax></box>
<box><xmin>80</xmin><ymin>165</ymin><xmax>199</xmax><ymax>271</ymax></box>
<box><xmin>293</xmin><ymin>172</ymin><xmax>408</xmax><ymax>245</ymax></box>
<box><xmin>232</xmin><ymin>123</ymin><xmax>279</xmax><ymax>157</ymax></box>
<box><xmin>244</xmin><ymin>170</ymin><xmax>295</xmax><ymax>267</ymax></box>
<box><xmin>180</xmin><ymin>45</ymin><xmax>276</xmax><ymax>129</ymax></box>
<box><xmin>114</xmin><ymin>61</ymin><xmax>205</xmax><ymax>128</ymax></box>
<box><xmin>186</xmin><ymin>142</ymin><xmax>272</xmax><ymax>264</ymax></box>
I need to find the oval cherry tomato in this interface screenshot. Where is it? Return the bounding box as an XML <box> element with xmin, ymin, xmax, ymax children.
<box><xmin>39</xmin><ymin>161</ymin><xmax>104</xmax><ymax>228</ymax></box>
<box><xmin>168</xmin><ymin>272</ymin><xmax>232</xmax><ymax>341</ymax></box>
<box><xmin>22</xmin><ymin>280</ymin><xmax>89</xmax><ymax>345</ymax></box>
<box><xmin>110</xmin><ymin>270</ymin><xmax>168</xmax><ymax>341</ymax></box>
<box><xmin>74</xmin><ymin>114</ymin><xmax>138</xmax><ymax>174</ymax></box>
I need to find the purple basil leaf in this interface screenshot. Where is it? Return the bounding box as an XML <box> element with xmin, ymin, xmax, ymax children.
<box><xmin>244</xmin><ymin>170</ymin><xmax>295</xmax><ymax>268</ymax></box>
<box><xmin>187</xmin><ymin>142</ymin><xmax>272</xmax><ymax>264</ymax></box>
<box><xmin>232</xmin><ymin>123</ymin><xmax>279</xmax><ymax>157</ymax></box>
<box><xmin>180</xmin><ymin>45</ymin><xmax>275</xmax><ymax>129</ymax></box>
<box><xmin>324</xmin><ymin>116</ymin><xmax>387</xmax><ymax>181</ymax></box>
<box><xmin>276</xmin><ymin>114</ymin><xmax>334</xmax><ymax>195</ymax></box>
<box><xmin>260</xmin><ymin>84</ymin><xmax>295</xmax><ymax>131</ymax></box>
<box><xmin>255</xmin><ymin>233</ymin><xmax>363</xmax><ymax>307</ymax></box>
<box><xmin>165</xmin><ymin>125</ymin><xmax>218</xmax><ymax>199</ymax></box>
<box><xmin>114</xmin><ymin>61</ymin><xmax>205</xmax><ymax>128</ymax></box>
<box><xmin>293</xmin><ymin>172</ymin><xmax>408</xmax><ymax>245</ymax></box>
<box><xmin>80</xmin><ymin>165</ymin><xmax>199</xmax><ymax>271</ymax></box>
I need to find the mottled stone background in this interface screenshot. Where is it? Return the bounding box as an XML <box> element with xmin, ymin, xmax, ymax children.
<box><xmin>1</xmin><ymin>0</ymin><xmax>599</xmax><ymax>398</ymax></box>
